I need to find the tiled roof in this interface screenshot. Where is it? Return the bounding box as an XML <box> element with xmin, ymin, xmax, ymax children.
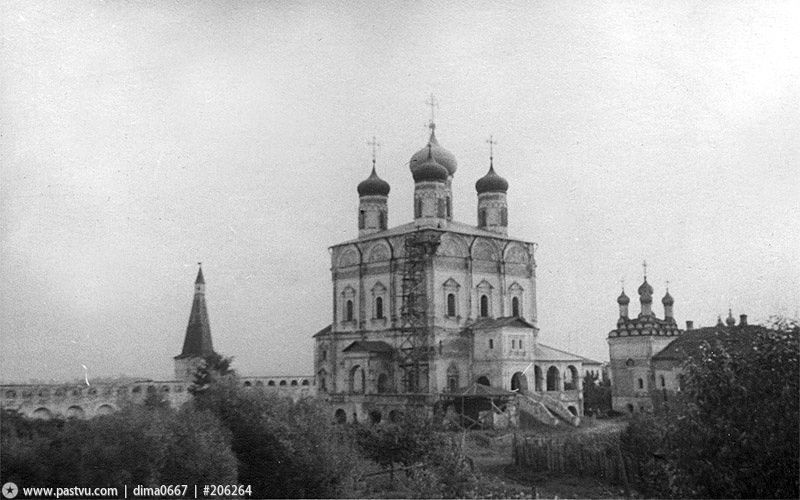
<box><xmin>312</xmin><ymin>325</ymin><xmax>332</xmax><ymax>338</ymax></box>
<box><xmin>332</xmin><ymin>219</ymin><xmax>532</xmax><ymax>247</ymax></box>
<box><xmin>652</xmin><ymin>324</ymin><xmax>772</xmax><ymax>362</ymax></box>
<box><xmin>342</xmin><ymin>340</ymin><xmax>394</xmax><ymax>354</ymax></box>
<box><xmin>468</xmin><ymin>316</ymin><xmax>537</xmax><ymax>330</ymax></box>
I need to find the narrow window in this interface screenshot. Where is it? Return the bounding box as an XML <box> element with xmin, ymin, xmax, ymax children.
<box><xmin>479</xmin><ymin>208</ymin><xmax>487</xmax><ymax>227</ymax></box>
<box><xmin>501</xmin><ymin>207</ymin><xmax>508</xmax><ymax>226</ymax></box>
<box><xmin>375</xmin><ymin>297</ymin><xmax>384</xmax><ymax>319</ymax></box>
<box><xmin>346</xmin><ymin>300</ymin><xmax>354</xmax><ymax>321</ymax></box>
<box><xmin>378</xmin><ymin>211</ymin><xmax>386</xmax><ymax>230</ymax></box>
<box><xmin>638</xmin><ymin>378</ymin><xmax>644</xmax><ymax>389</ymax></box>
<box><xmin>489</xmin><ymin>339</ymin><xmax>494</xmax><ymax>349</ymax></box>
<box><xmin>480</xmin><ymin>295</ymin><xmax>489</xmax><ymax>317</ymax></box>
<box><xmin>437</xmin><ymin>198</ymin><xmax>446</xmax><ymax>218</ymax></box>
<box><xmin>446</xmin><ymin>197</ymin><xmax>452</xmax><ymax>218</ymax></box>
<box><xmin>519</xmin><ymin>339</ymin><xmax>523</xmax><ymax>350</ymax></box>
<box><xmin>511</xmin><ymin>339</ymin><xmax>516</xmax><ymax>349</ymax></box>
<box><xmin>359</xmin><ymin>210</ymin><xmax>365</xmax><ymax>229</ymax></box>
<box><xmin>512</xmin><ymin>297</ymin><xmax>520</xmax><ymax>317</ymax></box>
<box><xmin>321</xmin><ymin>349</ymin><xmax>327</xmax><ymax>361</ymax></box>
<box><xmin>660</xmin><ymin>375</ymin><xmax>665</xmax><ymax>388</ymax></box>
<box><xmin>447</xmin><ymin>293</ymin><xmax>456</xmax><ymax>317</ymax></box>
<box><xmin>415</xmin><ymin>198</ymin><xmax>422</xmax><ymax>218</ymax></box>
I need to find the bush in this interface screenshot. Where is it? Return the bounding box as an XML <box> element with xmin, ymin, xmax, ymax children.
<box><xmin>191</xmin><ymin>376</ymin><xmax>363</xmax><ymax>498</ymax></box>
<box><xmin>0</xmin><ymin>403</ymin><xmax>237</xmax><ymax>488</ymax></box>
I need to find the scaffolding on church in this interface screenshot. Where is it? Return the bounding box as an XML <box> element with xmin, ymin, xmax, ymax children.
<box><xmin>397</xmin><ymin>230</ymin><xmax>441</xmax><ymax>393</ymax></box>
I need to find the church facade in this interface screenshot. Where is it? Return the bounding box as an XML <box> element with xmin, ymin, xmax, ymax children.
<box><xmin>314</xmin><ymin>120</ymin><xmax>597</xmax><ymax>424</ymax></box>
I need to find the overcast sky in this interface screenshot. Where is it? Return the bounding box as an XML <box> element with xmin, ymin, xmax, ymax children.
<box><xmin>1</xmin><ymin>1</ymin><xmax>798</xmax><ymax>383</ymax></box>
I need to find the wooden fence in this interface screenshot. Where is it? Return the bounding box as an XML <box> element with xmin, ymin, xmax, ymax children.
<box><xmin>512</xmin><ymin>431</ymin><xmax>630</xmax><ymax>489</ymax></box>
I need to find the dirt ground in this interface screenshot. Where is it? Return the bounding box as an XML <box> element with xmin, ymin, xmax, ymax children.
<box><xmin>464</xmin><ymin>418</ymin><xmax>632</xmax><ymax>499</ymax></box>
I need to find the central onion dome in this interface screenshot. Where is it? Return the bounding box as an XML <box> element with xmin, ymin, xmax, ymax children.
<box><xmin>475</xmin><ymin>163</ymin><xmax>509</xmax><ymax>194</ymax></box>
<box><xmin>357</xmin><ymin>166</ymin><xmax>390</xmax><ymax>196</ymax></box>
<box><xmin>409</xmin><ymin>126</ymin><xmax>458</xmax><ymax>177</ymax></box>
<box><xmin>637</xmin><ymin>278</ymin><xmax>653</xmax><ymax>305</ymax></box>
<box><xmin>617</xmin><ymin>290</ymin><xmax>630</xmax><ymax>305</ymax></box>
<box><xmin>412</xmin><ymin>145</ymin><xmax>448</xmax><ymax>183</ymax></box>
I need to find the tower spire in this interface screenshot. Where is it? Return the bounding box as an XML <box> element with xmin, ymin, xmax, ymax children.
<box><xmin>174</xmin><ymin>264</ymin><xmax>215</xmax><ymax>380</ymax></box>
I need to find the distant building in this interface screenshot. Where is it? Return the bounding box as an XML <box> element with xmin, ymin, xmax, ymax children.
<box><xmin>0</xmin><ymin>267</ymin><xmax>313</xmax><ymax>419</ymax></box>
<box><xmin>607</xmin><ymin>275</ymin><xmax>683</xmax><ymax>413</ymax></box>
<box><xmin>313</xmin><ymin>117</ymin><xmax>597</xmax><ymax>425</ymax></box>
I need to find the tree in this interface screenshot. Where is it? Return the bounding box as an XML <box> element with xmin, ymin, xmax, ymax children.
<box><xmin>191</xmin><ymin>376</ymin><xmax>363</xmax><ymax>498</ymax></box>
<box><xmin>582</xmin><ymin>371</ymin><xmax>612</xmax><ymax>416</ymax></box>
<box><xmin>620</xmin><ymin>320</ymin><xmax>799</xmax><ymax>498</ymax></box>
<box><xmin>189</xmin><ymin>352</ymin><xmax>236</xmax><ymax>394</ymax></box>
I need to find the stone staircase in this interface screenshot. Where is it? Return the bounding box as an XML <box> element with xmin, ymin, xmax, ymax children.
<box><xmin>516</xmin><ymin>391</ymin><xmax>580</xmax><ymax>427</ymax></box>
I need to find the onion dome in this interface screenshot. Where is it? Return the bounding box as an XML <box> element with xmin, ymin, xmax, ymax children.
<box><xmin>475</xmin><ymin>163</ymin><xmax>509</xmax><ymax>194</ymax></box>
<box><xmin>662</xmin><ymin>290</ymin><xmax>674</xmax><ymax>306</ymax></box>
<box><xmin>617</xmin><ymin>290</ymin><xmax>630</xmax><ymax>305</ymax></box>
<box><xmin>725</xmin><ymin>309</ymin><xmax>736</xmax><ymax>326</ymax></box>
<box><xmin>409</xmin><ymin>126</ymin><xmax>457</xmax><ymax>177</ymax></box>
<box><xmin>637</xmin><ymin>278</ymin><xmax>653</xmax><ymax>297</ymax></box>
<box><xmin>412</xmin><ymin>145</ymin><xmax>448</xmax><ymax>183</ymax></box>
<box><xmin>357</xmin><ymin>166</ymin><xmax>390</xmax><ymax>197</ymax></box>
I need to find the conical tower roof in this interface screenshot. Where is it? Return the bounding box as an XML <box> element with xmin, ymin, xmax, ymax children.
<box><xmin>176</xmin><ymin>265</ymin><xmax>214</xmax><ymax>359</ymax></box>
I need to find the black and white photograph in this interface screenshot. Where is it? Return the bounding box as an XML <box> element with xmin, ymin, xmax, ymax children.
<box><xmin>1</xmin><ymin>1</ymin><xmax>798</xmax><ymax>498</ymax></box>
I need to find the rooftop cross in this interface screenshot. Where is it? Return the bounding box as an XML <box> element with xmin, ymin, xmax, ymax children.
<box><xmin>486</xmin><ymin>135</ymin><xmax>498</xmax><ymax>165</ymax></box>
<box><xmin>642</xmin><ymin>260</ymin><xmax>648</xmax><ymax>279</ymax></box>
<box><xmin>425</xmin><ymin>94</ymin><xmax>439</xmax><ymax>129</ymax></box>
<box><xmin>665</xmin><ymin>279</ymin><xmax>670</xmax><ymax>291</ymax></box>
<box><xmin>366</xmin><ymin>136</ymin><xmax>380</xmax><ymax>167</ymax></box>
<box><xmin>620</xmin><ymin>277</ymin><xmax>625</xmax><ymax>291</ymax></box>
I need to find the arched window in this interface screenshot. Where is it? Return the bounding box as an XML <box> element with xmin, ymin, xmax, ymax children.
<box><xmin>447</xmin><ymin>364</ymin><xmax>459</xmax><ymax>393</ymax></box>
<box><xmin>375</xmin><ymin>297</ymin><xmax>384</xmax><ymax>319</ymax></box>
<box><xmin>437</xmin><ymin>198</ymin><xmax>446</xmax><ymax>218</ymax></box>
<box><xmin>377</xmin><ymin>373</ymin><xmax>389</xmax><ymax>393</ymax></box>
<box><xmin>378</xmin><ymin>211</ymin><xmax>386</xmax><ymax>230</ymax></box>
<box><xmin>512</xmin><ymin>297</ymin><xmax>520</xmax><ymax>317</ymax></box>
<box><xmin>447</xmin><ymin>293</ymin><xmax>456</xmax><ymax>317</ymax></box>
<box><xmin>546</xmin><ymin>366</ymin><xmax>560</xmax><ymax>391</ymax></box>
<box><xmin>479</xmin><ymin>208</ymin><xmax>487</xmax><ymax>227</ymax></box>
<box><xmin>346</xmin><ymin>300</ymin><xmax>354</xmax><ymax>321</ymax></box>
<box><xmin>480</xmin><ymin>295</ymin><xmax>489</xmax><ymax>317</ymax></box>
<box><xmin>446</xmin><ymin>197</ymin><xmax>452</xmax><ymax>218</ymax></box>
<box><xmin>415</xmin><ymin>198</ymin><xmax>422</xmax><ymax>218</ymax></box>
<box><xmin>660</xmin><ymin>375</ymin><xmax>666</xmax><ymax>388</ymax></box>
<box><xmin>488</xmin><ymin>339</ymin><xmax>494</xmax><ymax>349</ymax></box>
<box><xmin>477</xmin><ymin>376</ymin><xmax>490</xmax><ymax>387</ymax></box>
<box><xmin>638</xmin><ymin>378</ymin><xmax>644</xmax><ymax>389</ymax></box>
<box><xmin>358</xmin><ymin>210</ymin><xmax>365</xmax><ymax>230</ymax></box>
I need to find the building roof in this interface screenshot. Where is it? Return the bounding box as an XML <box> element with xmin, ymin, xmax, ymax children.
<box><xmin>535</xmin><ymin>343</ymin><xmax>585</xmax><ymax>362</ymax></box>
<box><xmin>652</xmin><ymin>324</ymin><xmax>772</xmax><ymax>362</ymax></box>
<box><xmin>468</xmin><ymin>316</ymin><xmax>537</xmax><ymax>330</ymax></box>
<box><xmin>342</xmin><ymin>340</ymin><xmax>394</xmax><ymax>354</ymax></box>
<box><xmin>175</xmin><ymin>272</ymin><xmax>214</xmax><ymax>360</ymax></box>
<box><xmin>450</xmin><ymin>382</ymin><xmax>515</xmax><ymax>397</ymax></box>
<box><xmin>312</xmin><ymin>325</ymin><xmax>332</xmax><ymax>338</ymax></box>
<box><xmin>332</xmin><ymin>219</ymin><xmax>533</xmax><ymax>247</ymax></box>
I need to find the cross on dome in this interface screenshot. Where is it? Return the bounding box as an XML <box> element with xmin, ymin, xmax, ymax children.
<box><xmin>425</xmin><ymin>94</ymin><xmax>439</xmax><ymax>130</ymax></box>
<box><xmin>366</xmin><ymin>136</ymin><xmax>380</xmax><ymax>166</ymax></box>
<box><xmin>486</xmin><ymin>135</ymin><xmax>497</xmax><ymax>165</ymax></box>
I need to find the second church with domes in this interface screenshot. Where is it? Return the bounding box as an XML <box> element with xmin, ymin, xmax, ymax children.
<box><xmin>314</xmin><ymin>111</ymin><xmax>593</xmax><ymax>424</ymax></box>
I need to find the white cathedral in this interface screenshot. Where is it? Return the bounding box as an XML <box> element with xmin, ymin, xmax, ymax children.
<box><xmin>313</xmin><ymin>116</ymin><xmax>600</xmax><ymax>425</ymax></box>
